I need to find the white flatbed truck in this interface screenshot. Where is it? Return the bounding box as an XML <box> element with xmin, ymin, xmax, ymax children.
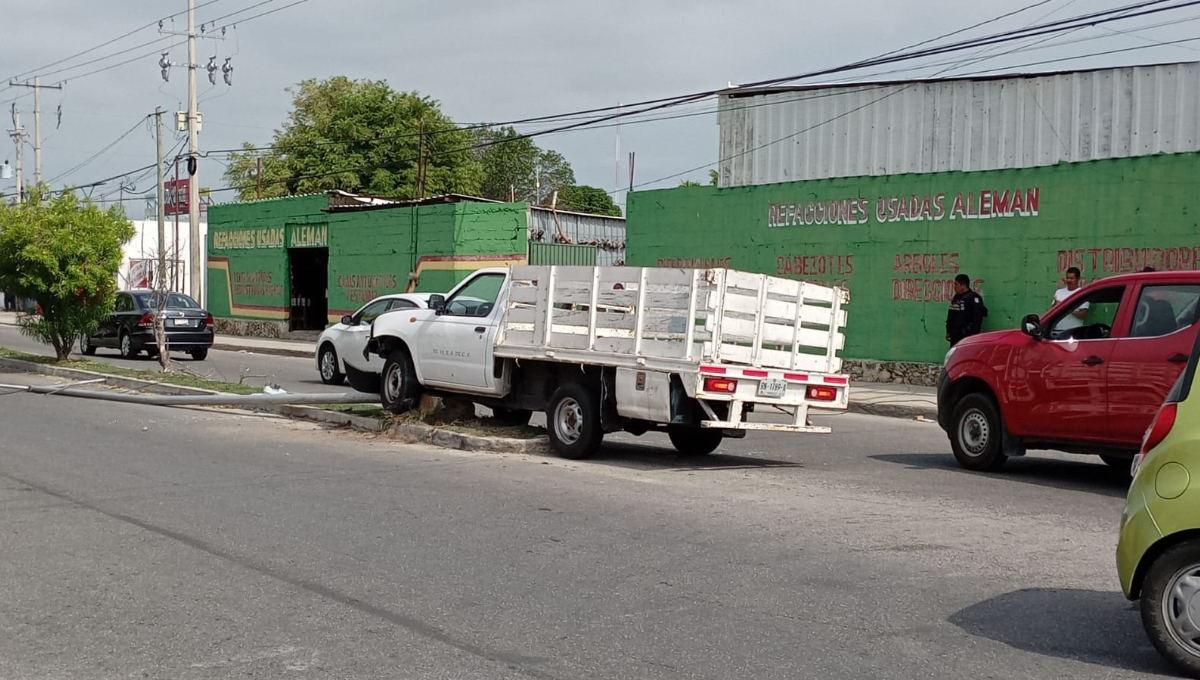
<box><xmin>366</xmin><ymin>265</ymin><xmax>850</xmax><ymax>459</ymax></box>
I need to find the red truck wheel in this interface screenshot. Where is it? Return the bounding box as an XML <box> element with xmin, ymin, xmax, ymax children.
<box><xmin>950</xmin><ymin>393</ymin><xmax>1008</xmax><ymax>472</ymax></box>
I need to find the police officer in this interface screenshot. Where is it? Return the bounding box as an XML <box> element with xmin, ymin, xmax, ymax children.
<box><xmin>946</xmin><ymin>274</ymin><xmax>985</xmax><ymax>346</ymax></box>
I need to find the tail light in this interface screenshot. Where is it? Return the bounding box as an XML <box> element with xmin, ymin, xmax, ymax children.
<box><xmin>204</xmin><ymin>313</ymin><xmax>214</xmax><ymax>326</ymax></box>
<box><xmin>137</xmin><ymin>313</ymin><xmax>154</xmax><ymax>327</ymax></box>
<box><xmin>1133</xmin><ymin>402</ymin><xmax>1179</xmax><ymax>476</ymax></box>
<box><xmin>807</xmin><ymin>386</ymin><xmax>838</xmax><ymax>402</ymax></box>
<box><xmin>703</xmin><ymin>377</ymin><xmax>738</xmax><ymax>393</ymax></box>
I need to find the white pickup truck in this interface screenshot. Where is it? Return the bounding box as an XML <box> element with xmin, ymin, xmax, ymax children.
<box><xmin>365</xmin><ymin>265</ymin><xmax>850</xmax><ymax>459</ymax></box>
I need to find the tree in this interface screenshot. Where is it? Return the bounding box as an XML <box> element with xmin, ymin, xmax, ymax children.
<box><xmin>0</xmin><ymin>186</ymin><xmax>134</xmax><ymax>360</ymax></box>
<box><xmin>709</xmin><ymin>169</ymin><xmax>720</xmax><ymax>186</ymax></box>
<box><xmin>224</xmin><ymin>77</ymin><xmax>483</xmax><ymax>200</ymax></box>
<box><xmin>474</xmin><ymin>126</ymin><xmax>575</xmax><ymax>204</ymax></box>
<box><xmin>557</xmin><ymin>185</ymin><xmax>622</xmax><ymax>217</ymax></box>
<box><xmin>679</xmin><ymin>180</ymin><xmax>701</xmax><ymax>187</ymax></box>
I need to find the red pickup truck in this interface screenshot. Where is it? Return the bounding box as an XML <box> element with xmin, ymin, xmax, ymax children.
<box><xmin>938</xmin><ymin>270</ymin><xmax>1200</xmax><ymax>471</ymax></box>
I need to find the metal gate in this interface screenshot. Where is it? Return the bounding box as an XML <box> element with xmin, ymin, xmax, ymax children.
<box><xmin>527</xmin><ymin>242</ymin><xmax>598</xmax><ymax>266</ymax></box>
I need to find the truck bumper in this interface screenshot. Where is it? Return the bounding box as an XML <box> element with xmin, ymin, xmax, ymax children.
<box><xmin>936</xmin><ymin>369</ymin><xmax>953</xmax><ymax>433</ymax></box>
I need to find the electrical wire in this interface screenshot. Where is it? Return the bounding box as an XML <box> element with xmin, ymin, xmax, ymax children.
<box><xmin>47</xmin><ymin>115</ymin><xmax>151</xmax><ymax>185</ymax></box>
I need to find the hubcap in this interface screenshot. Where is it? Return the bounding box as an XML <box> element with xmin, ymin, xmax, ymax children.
<box><xmin>120</xmin><ymin>335</ymin><xmax>130</xmax><ymax>355</ymax></box>
<box><xmin>320</xmin><ymin>350</ymin><xmax>336</xmax><ymax>380</ymax></box>
<box><xmin>80</xmin><ymin>336</ymin><xmax>89</xmax><ymax>351</ymax></box>
<box><xmin>1164</xmin><ymin>565</ymin><xmax>1200</xmax><ymax>657</ymax></box>
<box><xmin>384</xmin><ymin>364</ymin><xmax>402</xmax><ymax>403</ymax></box>
<box><xmin>958</xmin><ymin>409</ymin><xmax>990</xmax><ymax>456</ymax></box>
<box><xmin>553</xmin><ymin>397</ymin><xmax>584</xmax><ymax>445</ymax></box>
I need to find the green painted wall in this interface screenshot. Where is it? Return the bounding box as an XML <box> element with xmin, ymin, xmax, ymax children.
<box><xmin>208</xmin><ymin>196</ymin><xmax>529</xmax><ymax>323</ymax></box>
<box><xmin>627</xmin><ymin>153</ymin><xmax>1200</xmax><ymax>364</ymax></box>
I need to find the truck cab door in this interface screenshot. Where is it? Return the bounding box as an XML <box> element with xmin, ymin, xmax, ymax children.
<box><xmin>418</xmin><ymin>272</ymin><xmax>506</xmax><ymax>390</ymax></box>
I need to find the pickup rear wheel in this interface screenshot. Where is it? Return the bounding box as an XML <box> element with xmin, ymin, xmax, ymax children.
<box><xmin>546</xmin><ymin>383</ymin><xmax>603</xmax><ymax>460</ymax></box>
<box><xmin>667</xmin><ymin>426</ymin><xmax>724</xmax><ymax>456</ymax></box>
<box><xmin>950</xmin><ymin>393</ymin><xmax>1008</xmax><ymax>472</ymax></box>
<box><xmin>380</xmin><ymin>349</ymin><xmax>420</xmax><ymax>414</ymax></box>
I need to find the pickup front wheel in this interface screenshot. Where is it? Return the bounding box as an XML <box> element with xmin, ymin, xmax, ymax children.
<box><xmin>546</xmin><ymin>383</ymin><xmax>603</xmax><ymax>460</ymax></box>
<box><xmin>380</xmin><ymin>349</ymin><xmax>420</xmax><ymax>414</ymax></box>
<box><xmin>950</xmin><ymin>393</ymin><xmax>1008</xmax><ymax>472</ymax></box>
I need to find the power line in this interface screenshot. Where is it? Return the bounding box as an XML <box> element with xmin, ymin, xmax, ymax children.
<box><xmin>48</xmin><ymin>115</ymin><xmax>151</xmax><ymax>185</ymax></box>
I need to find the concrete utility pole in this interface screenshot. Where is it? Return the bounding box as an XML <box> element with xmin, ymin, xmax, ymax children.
<box><xmin>9</xmin><ymin>78</ymin><xmax>64</xmax><ymax>185</ymax></box>
<box><xmin>186</xmin><ymin>0</ymin><xmax>202</xmax><ymax>303</ymax></box>
<box><xmin>154</xmin><ymin>107</ymin><xmax>169</xmax><ymax>369</ymax></box>
<box><xmin>9</xmin><ymin>108</ymin><xmax>25</xmax><ymax>203</ymax></box>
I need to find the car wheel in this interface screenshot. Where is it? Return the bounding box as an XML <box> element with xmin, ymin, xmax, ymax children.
<box><xmin>318</xmin><ymin>344</ymin><xmax>345</xmax><ymax>385</ymax></box>
<box><xmin>491</xmin><ymin>407</ymin><xmax>532</xmax><ymax>427</ymax></box>
<box><xmin>190</xmin><ymin>348</ymin><xmax>208</xmax><ymax>361</ymax></box>
<box><xmin>667</xmin><ymin>426</ymin><xmax>724</xmax><ymax>456</ymax></box>
<box><xmin>119</xmin><ymin>331</ymin><xmax>139</xmax><ymax>359</ymax></box>
<box><xmin>380</xmin><ymin>349</ymin><xmax>420</xmax><ymax>414</ymax></box>
<box><xmin>950</xmin><ymin>393</ymin><xmax>1008</xmax><ymax>471</ymax></box>
<box><xmin>79</xmin><ymin>334</ymin><xmax>96</xmax><ymax>356</ymax></box>
<box><xmin>1140</xmin><ymin>540</ymin><xmax>1200</xmax><ymax>677</ymax></box>
<box><xmin>545</xmin><ymin>383</ymin><xmax>603</xmax><ymax>460</ymax></box>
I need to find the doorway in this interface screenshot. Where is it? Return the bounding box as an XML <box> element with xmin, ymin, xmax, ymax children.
<box><xmin>288</xmin><ymin>247</ymin><xmax>328</xmax><ymax>331</ymax></box>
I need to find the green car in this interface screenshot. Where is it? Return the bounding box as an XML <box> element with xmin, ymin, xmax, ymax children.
<box><xmin>1118</xmin><ymin>328</ymin><xmax>1200</xmax><ymax>677</ymax></box>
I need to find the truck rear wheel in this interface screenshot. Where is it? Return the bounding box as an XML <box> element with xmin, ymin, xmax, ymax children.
<box><xmin>667</xmin><ymin>426</ymin><xmax>724</xmax><ymax>456</ymax></box>
<box><xmin>546</xmin><ymin>383</ymin><xmax>603</xmax><ymax>460</ymax></box>
<box><xmin>950</xmin><ymin>393</ymin><xmax>1008</xmax><ymax>472</ymax></box>
<box><xmin>380</xmin><ymin>349</ymin><xmax>420</xmax><ymax>414</ymax></box>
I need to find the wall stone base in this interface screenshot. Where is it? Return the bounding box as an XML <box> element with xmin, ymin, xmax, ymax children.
<box><xmin>215</xmin><ymin>318</ymin><xmax>288</xmax><ymax>339</ymax></box>
<box><xmin>844</xmin><ymin>358</ymin><xmax>942</xmax><ymax>387</ymax></box>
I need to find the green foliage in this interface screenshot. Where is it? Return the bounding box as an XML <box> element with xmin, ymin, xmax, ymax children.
<box><xmin>679</xmin><ymin>180</ymin><xmax>701</xmax><ymax>187</ymax></box>
<box><xmin>224</xmin><ymin>77</ymin><xmax>483</xmax><ymax>200</ymax></box>
<box><xmin>557</xmin><ymin>185</ymin><xmax>623</xmax><ymax>217</ymax></box>
<box><xmin>709</xmin><ymin>169</ymin><xmax>719</xmax><ymax>186</ymax></box>
<box><xmin>474</xmin><ymin>126</ymin><xmax>575</xmax><ymax>204</ymax></box>
<box><xmin>0</xmin><ymin>186</ymin><xmax>134</xmax><ymax>360</ymax></box>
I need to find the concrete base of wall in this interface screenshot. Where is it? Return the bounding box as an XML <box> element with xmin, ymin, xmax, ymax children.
<box><xmin>844</xmin><ymin>358</ymin><xmax>941</xmax><ymax>387</ymax></box>
<box><xmin>215</xmin><ymin>318</ymin><xmax>289</xmax><ymax>339</ymax></box>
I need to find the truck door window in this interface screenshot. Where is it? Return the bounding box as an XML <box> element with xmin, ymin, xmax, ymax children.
<box><xmin>1131</xmin><ymin>284</ymin><xmax>1200</xmax><ymax>338</ymax></box>
<box><xmin>1049</xmin><ymin>285</ymin><xmax>1125</xmax><ymax>341</ymax></box>
<box><xmin>446</xmin><ymin>274</ymin><xmax>505</xmax><ymax>317</ymax></box>
<box><xmin>353</xmin><ymin>299</ymin><xmax>392</xmax><ymax>325</ymax></box>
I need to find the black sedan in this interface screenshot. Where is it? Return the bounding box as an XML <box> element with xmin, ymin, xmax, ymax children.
<box><xmin>80</xmin><ymin>290</ymin><xmax>215</xmax><ymax>361</ymax></box>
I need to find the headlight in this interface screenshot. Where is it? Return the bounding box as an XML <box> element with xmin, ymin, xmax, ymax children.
<box><xmin>944</xmin><ymin>345</ymin><xmax>957</xmax><ymax>364</ymax></box>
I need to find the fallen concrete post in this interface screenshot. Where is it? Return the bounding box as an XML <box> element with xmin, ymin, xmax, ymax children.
<box><xmin>0</xmin><ymin>382</ymin><xmax>379</xmax><ymax>407</ymax></box>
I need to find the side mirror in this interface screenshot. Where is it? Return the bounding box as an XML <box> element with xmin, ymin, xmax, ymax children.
<box><xmin>1021</xmin><ymin>313</ymin><xmax>1042</xmax><ymax>339</ymax></box>
<box><xmin>428</xmin><ymin>294</ymin><xmax>447</xmax><ymax>314</ymax></box>
<box><xmin>340</xmin><ymin>315</ymin><xmax>354</xmax><ymax>326</ymax></box>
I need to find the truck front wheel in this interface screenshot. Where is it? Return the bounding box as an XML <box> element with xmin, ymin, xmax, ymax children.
<box><xmin>667</xmin><ymin>426</ymin><xmax>724</xmax><ymax>456</ymax></box>
<box><xmin>380</xmin><ymin>349</ymin><xmax>420</xmax><ymax>414</ymax></box>
<box><xmin>950</xmin><ymin>393</ymin><xmax>1008</xmax><ymax>472</ymax></box>
<box><xmin>546</xmin><ymin>383</ymin><xmax>603</xmax><ymax>460</ymax></box>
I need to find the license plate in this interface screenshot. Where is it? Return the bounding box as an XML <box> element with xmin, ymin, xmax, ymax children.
<box><xmin>172</xmin><ymin>318</ymin><xmax>190</xmax><ymax>326</ymax></box>
<box><xmin>756</xmin><ymin>378</ymin><xmax>787</xmax><ymax>398</ymax></box>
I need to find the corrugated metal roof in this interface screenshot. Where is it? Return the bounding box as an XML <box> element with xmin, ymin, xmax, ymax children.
<box><xmin>718</xmin><ymin>61</ymin><xmax>1200</xmax><ymax>187</ymax></box>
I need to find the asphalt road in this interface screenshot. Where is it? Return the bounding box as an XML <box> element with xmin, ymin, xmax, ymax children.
<box><xmin>0</xmin><ymin>369</ymin><xmax>1168</xmax><ymax>679</ymax></box>
<box><xmin>0</xmin><ymin>324</ymin><xmax>337</xmax><ymax>395</ymax></box>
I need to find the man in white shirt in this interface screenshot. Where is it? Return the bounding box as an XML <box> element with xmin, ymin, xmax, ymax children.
<box><xmin>1054</xmin><ymin>266</ymin><xmax>1088</xmax><ymax>331</ymax></box>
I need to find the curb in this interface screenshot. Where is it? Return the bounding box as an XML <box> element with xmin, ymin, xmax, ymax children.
<box><xmin>385</xmin><ymin>421</ymin><xmax>551</xmax><ymax>455</ymax></box>
<box><xmin>213</xmin><ymin>341</ymin><xmax>313</xmax><ymax>359</ymax></box>
<box><xmin>848</xmin><ymin>401</ymin><xmax>938</xmax><ymax>422</ymax></box>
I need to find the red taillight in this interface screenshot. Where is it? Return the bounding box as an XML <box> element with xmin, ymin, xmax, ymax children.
<box><xmin>137</xmin><ymin>313</ymin><xmax>154</xmax><ymax>327</ymax></box>
<box><xmin>807</xmin><ymin>385</ymin><xmax>838</xmax><ymax>401</ymax></box>
<box><xmin>204</xmin><ymin>313</ymin><xmax>214</xmax><ymax>326</ymax></box>
<box><xmin>703</xmin><ymin>377</ymin><xmax>738</xmax><ymax>393</ymax></box>
<box><xmin>1134</xmin><ymin>402</ymin><xmax>1179</xmax><ymax>476</ymax></box>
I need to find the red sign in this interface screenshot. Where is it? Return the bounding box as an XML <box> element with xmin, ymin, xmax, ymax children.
<box><xmin>163</xmin><ymin>179</ymin><xmax>212</xmax><ymax>215</ymax></box>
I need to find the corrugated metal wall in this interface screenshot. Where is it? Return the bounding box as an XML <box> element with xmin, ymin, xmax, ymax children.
<box><xmin>719</xmin><ymin>61</ymin><xmax>1200</xmax><ymax>187</ymax></box>
<box><xmin>527</xmin><ymin>208</ymin><xmax>626</xmax><ymax>266</ymax></box>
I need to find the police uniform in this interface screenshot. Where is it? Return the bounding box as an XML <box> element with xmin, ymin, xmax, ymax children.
<box><xmin>946</xmin><ymin>289</ymin><xmax>985</xmax><ymax>346</ymax></box>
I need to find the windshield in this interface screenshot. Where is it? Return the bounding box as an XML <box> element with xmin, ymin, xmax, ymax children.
<box><xmin>136</xmin><ymin>292</ymin><xmax>200</xmax><ymax>310</ymax></box>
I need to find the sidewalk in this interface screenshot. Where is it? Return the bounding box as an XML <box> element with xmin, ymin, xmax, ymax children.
<box><xmin>0</xmin><ymin>312</ymin><xmax>938</xmax><ymax>420</ymax></box>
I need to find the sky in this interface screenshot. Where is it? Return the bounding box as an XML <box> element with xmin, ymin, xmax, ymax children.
<box><xmin>2</xmin><ymin>0</ymin><xmax>1200</xmax><ymax>216</ymax></box>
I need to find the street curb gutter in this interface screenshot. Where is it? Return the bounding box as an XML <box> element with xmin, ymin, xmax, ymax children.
<box><xmin>215</xmin><ymin>341</ymin><xmax>312</xmax><ymax>359</ymax></box>
<box><xmin>848</xmin><ymin>402</ymin><xmax>938</xmax><ymax>421</ymax></box>
<box><xmin>0</xmin><ymin>356</ymin><xmax>552</xmax><ymax>451</ymax></box>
